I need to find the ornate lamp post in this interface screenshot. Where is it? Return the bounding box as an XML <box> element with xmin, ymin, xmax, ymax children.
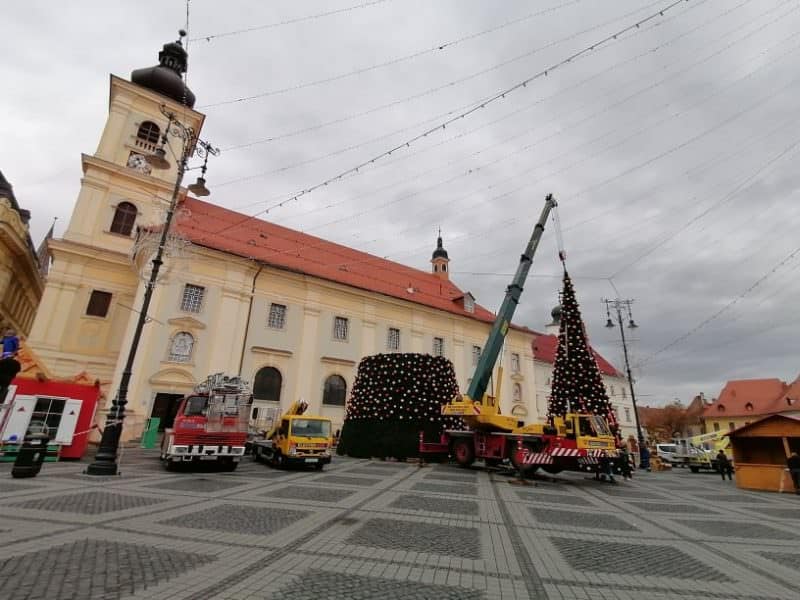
<box><xmin>603</xmin><ymin>298</ymin><xmax>646</xmax><ymax>466</ymax></box>
<box><xmin>86</xmin><ymin>105</ymin><xmax>218</xmax><ymax>476</ymax></box>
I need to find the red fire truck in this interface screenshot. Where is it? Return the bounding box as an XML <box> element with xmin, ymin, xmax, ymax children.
<box><xmin>160</xmin><ymin>373</ymin><xmax>251</xmax><ymax>471</ymax></box>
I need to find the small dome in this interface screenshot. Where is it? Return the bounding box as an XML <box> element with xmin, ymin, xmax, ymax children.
<box><xmin>551</xmin><ymin>304</ymin><xmax>562</xmax><ymax>320</ymax></box>
<box><xmin>131</xmin><ymin>34</ymin><xmax>196</xmax><ymax>108</ymax></box>
<box><xmin>432</xmin><ymin>232</ymin><xmax>449</xmax><ymax>260</ymax></box>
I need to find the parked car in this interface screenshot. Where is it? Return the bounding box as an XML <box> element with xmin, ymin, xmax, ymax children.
<box><xmin>656</xmin><ymin>443</ymin><xmax>679</xmax><ymax>465</ymax></box>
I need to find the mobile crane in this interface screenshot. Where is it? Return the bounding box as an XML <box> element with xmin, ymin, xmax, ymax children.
<box><xmin>251</xmin><ymin>399</ymin><xmax>333</xmax><ymax>469</ymax></box>
<box><xmin>419</xmin><ymin>195</ymin><xmax>618</xmax><ymax>474</ymax></box>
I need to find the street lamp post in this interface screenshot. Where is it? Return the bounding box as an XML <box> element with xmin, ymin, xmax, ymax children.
<box><xmin>603</xmin><ymin>298</ymin><xmax>647</xmax><ymax>467</ymax></box>
<box><xmin>86</xmin><ymin>106</ymin><xmax>217</xmax><ymax>476</ymax></box>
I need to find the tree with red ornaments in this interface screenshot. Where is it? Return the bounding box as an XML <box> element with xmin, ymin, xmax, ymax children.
<box><xmin>547</xmin><ymin>270</ymin><xmax>621</xmax><ymax>442</ymax></box>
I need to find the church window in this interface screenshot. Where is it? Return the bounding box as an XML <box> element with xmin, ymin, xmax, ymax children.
<box><xmin>433</xmin><ymin>336</ymin><xmax>444</xmax><ymax>357</ymax></box>
<box><xmin>268</xmin><ymin>303</ymin><xmax>286</xmax><ymax>329</ymax></box>
<box><xmin>624</xmin><ymin>407</ymin><xmax>631</xmax><ymax>422</ymax></box>
<box><xmin>86</xmin><ymin>290</ymin><xmax>112</xmax><ymax>317</ymax></box>
<box><xmin>137</xmin><ymin>121</ymin><xmax>161</xmax><ymax>144</ymax></box>
<box><xmin>442</xmin><ymin>264</ymin><xmax>447</xmax><ymax>272</ymax></box>
<box><xmin>511</xmin><ymin>353</ymin><xmax>520</xmax><ymax>373</ymax></box>
<box><xmin>253</xmin><ymin>367</ymin><xmax>282</xmax><ymax>402</ymax></box>
<box><xmin>472</xmin><ymin>345</ymin><xmax>481</xmax><ymax>366</ymax></box>
<box><xmin>322</xmin><ymin>374</ymin><xmax>347</xmax><ymax>406</ymax></box>
<box><xmin>180</xmin><ymin>284</ymin><xmax>205</xmax><ymax>313</ymax></box>
<box><xmin>168</xmin><ymin>332</ymin><xmax>194</xmax><ymax>362</ymax></box>
<box><xmin>333</xmin><ymin>316</ymin><xmax>349</xmax><ymax>341</ymax></box>
<box><xmin>109</xmin><ymin>201</ymin><xmax>138</xmax><ymax>236</ymax></box>
<box><xmin>387</xmin><ymin>327</ymin><xmax>400</xmax><ymax>351</ymax></box>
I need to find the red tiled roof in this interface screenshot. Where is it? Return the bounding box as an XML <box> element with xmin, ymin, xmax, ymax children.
<box><xmin>531</xmin><ymin>333</ymin><xmax>623</xmax><ymax>377</ymax></box>
<box><xmin>176</xmin><ymin>197</ymin><xmax>503</xmax><ymax>325</ymax></box>
<box><xmin>703</xmin><ymin>378</ymin><xmax>787</xmax><ymax>418</ymax></box>
<box><xmin>729</xmin><ymin>413</ymin><xmax>800</xmax><ymax>436</ymax></box>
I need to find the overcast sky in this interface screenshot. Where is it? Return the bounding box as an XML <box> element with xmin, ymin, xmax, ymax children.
<box><xmin>3</xmin><ymin>0</ymin><xmax>799</xmax><ymax>406</ymax></box>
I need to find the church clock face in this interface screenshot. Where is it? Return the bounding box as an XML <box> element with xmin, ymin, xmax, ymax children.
<box><xmin>127</xmin><ymin>151</ymin><xmax>152</xmax><ymax>175</ymax></box>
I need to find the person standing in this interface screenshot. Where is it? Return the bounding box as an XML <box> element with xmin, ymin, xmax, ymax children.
<box><xmin>787</xmin><ymin>452</ymin><xmax>800</xmax><ymax>495</ymax></box>
<box><xmin>1</xmin><ymin>329</ymin><xmax>19</xmax><ymax>359</ymax></box>
<box><xmin>619</xmin><ymin>446</ymin><xmax>633</xmax><ymax>480</ymax></box>
<box><xmin>717</xmin><ymin>450</ymin><xmax>733</xmax><ymax>481</ymax></box>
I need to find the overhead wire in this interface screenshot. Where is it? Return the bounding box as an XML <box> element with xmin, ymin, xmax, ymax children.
<box><xmin>197</xmin><ymin>0</ymin><xmax>696</xmax><ymax>241</ymax></box>
<box><xmin>191</xmin><ymin>0</ymin><xmax>394</xmax><ymax>42</ymax></box>
<box><xmin>202</xmin><ymin>0</ymin><xmax>585</xmax><ymax>109</ymax></box>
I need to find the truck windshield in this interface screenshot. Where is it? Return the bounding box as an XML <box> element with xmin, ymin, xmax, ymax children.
<box><xmin>184</xmin><ymin>396</ymin><xmax>208</xmax><ymax>416</ymax></box>
<box><xmin>590</xmin><ymin>415</ymin><xmax>611</xmax><ymax>436</ymax></box>
<box><xmin>290</xmin><ymin>419</ymin><xmax>331</xmax><ymax>438</ymax></box>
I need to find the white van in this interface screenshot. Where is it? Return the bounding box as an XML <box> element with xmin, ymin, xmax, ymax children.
<box><xmin>656</xmin><ymin>443</ymin><xmax>679</xmax><ymax>465</ymax></box>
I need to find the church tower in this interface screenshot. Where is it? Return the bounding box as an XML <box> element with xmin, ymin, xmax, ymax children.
<box><xmin>28</xmin><ymin>35</ymin><xmax>205</xmax><ymax>387</ymax></box>
<box><xmin>430</xmin><ymin>229</ymin><xmax>450</xmax><ymax>280</ymax></box>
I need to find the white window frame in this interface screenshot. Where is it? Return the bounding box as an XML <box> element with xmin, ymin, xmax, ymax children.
<box><xmin>333</xmin><ymin>316</ymin><xmax>349</xmax><ymax>341</ymax></box>
<box><xmin>387</xmin><ymin>327</ymin><xmax>400</xmax><ymax>351</ymax></box>
<box><xmin>472</xmin><ymin>345</ymin><xmax>481</xmax><ymax>367</ymax></box>
<box><xmin>624</xmin><ymin>407</ymin><xmax>631</xmax><ymax>423</ymax></box>
<box><xmin>432</xmin><ymin>336</ymin><xmax>444</xmax><ymax>357</ymax></box>
<box><xmin>180</xmin><ymin>284</ymin><xmax>205</xmax><ymax>313</ymax></box>
<box><xmin>268</xmin><ymin>303</ymin><xmax>287</xmax><ymax>330</ymax></box>
<box><xmin>510</xmin><ymin>352</ymin><xmax>520</xmax><ymax>373</ymax></box>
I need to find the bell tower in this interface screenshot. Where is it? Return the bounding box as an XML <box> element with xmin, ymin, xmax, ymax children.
<box><xmin>28</xmin><ymin>34</ymin><xmax>206</xmax><ymax>387</ymax></box>
<box><xmin>430</xmin><ymin>229</ymin><xmax>450</xmax><ymax>280</ymax></box>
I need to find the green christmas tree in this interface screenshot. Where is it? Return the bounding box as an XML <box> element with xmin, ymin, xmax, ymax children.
<box><xmin>337</xmin><ymin>353</ymin><xmax>464</xmax><ymax>459</ymax></box>
<box><xmin>547</xmin><ymin>270</ymin><xmax>620</xmax><ymax>440</ymax></box>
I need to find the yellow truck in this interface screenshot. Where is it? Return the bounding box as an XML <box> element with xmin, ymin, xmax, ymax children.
<box><xmin>251</xmin><ymin>400</ymin><xmax>333</xmax><ymax>470</ymax></box>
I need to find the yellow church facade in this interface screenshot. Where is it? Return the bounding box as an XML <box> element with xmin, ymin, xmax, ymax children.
<box><xmin>27</xmin><ymin>38</ymin><xmax>538</xmax><ymax>440</ymax></box>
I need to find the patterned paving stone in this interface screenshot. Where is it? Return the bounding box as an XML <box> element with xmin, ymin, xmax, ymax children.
<box><xmin>756</xmin><ymin>507</ymin><xmax>800</xmax><ymax>520</ymax></box>
<box><xmin>516</xmin><ymin>490</ymin><xmax>592</xmax><ymax>506</ymax></box>
<box><xmin>347</xmin><ymin>467</ymin><xmax>403</xmax><ymax>476</ymax></box>
<box><xmin>9</xmin><ymin>490</ymin><xmax>166</xmax><ymax>515</ymax></box>
<box><xmin>347</xmin><ymin>518</ymin><xmax>481</xmax><ymax>559</ymax></box>
<box><xmin>147</xmin><ymin>477</ymin><xmax>251</xmax><ymax>493</ymax></box>
<box><xmin>530</xmin><ymin>506</ymin><xmax>638</xmax><ymax>531</ymax></box>
<box><xmin>0</xmin><ymin>481</ymin><xmax>42</xmax><ymax>494</ymax></box>
<box><xmin>314</xmin><ymin>475</ymin><xmax>380</xmax><ymax>487</ymax></box>
<box><xmin>758</xmin><ymin>551</ymin><xmax>800</xmax><ymax>570</ymax></box>
<box><xmin>673</xmin><ymin>519</ymin><xmax>799</xmax><ymax>540</ymax></box>
<box><xmin>263</xmin><ymin>485</ymin><xmax>356</xmax><ymax>503</ymax></box>
<box><xmin>550</xmin><ymin>537</ymin><xmax>731</xmax><ymax>581</ymax></box>
<box><xmin>411</xmin><ymin>482</ymin><xmax>477</xmax><ymax>496</ymax></box>
<box><xmin>624</xmin><ymin>501</ymin><xmax>717</xmax><ymax>515</ymax></box>
<box><xmin>160</xmin><ymin>503</ymin><xmax>309</xmax><ymax>536</ymax></box>
<box><xmin>594</xmin><ymin>486</ymin><xmax>665</xmax><ymax>499</ymax></box>
<box><xmin>689</xmin><ymin>492</ymin><xmax>763</xmax><ymax>502</ymax></box>
<box><xmin>425</xmin><ymin>472</ymin><xmax>478</xmax><ymax>483</ymax></box>
<box><xmin>274</xmin><ymin>569</ymin><xmax>485</xmax><ymax>600</ymax></box>
<box><xmin>0</xmin><ymin>538</ymin><xmax>215</xmax><ymax>599</ymax></box>
<box><xmin>389</xmin><ymin>493</ymin><xmax>480</xmax><ymax>515</ymax></box>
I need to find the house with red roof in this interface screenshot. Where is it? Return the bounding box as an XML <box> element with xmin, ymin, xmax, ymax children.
<box><xmin>703</xmin><ymin>377</ymin><xmax>800</xmax><ymax>434</ymax></box>
<box><xmin>531</xmin><ymin>305</ymin><xmax>638</xmax><ymax>441</ymax></box>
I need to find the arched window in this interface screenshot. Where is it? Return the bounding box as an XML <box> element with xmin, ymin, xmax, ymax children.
<box><xmin>323</xmin><ymin>374</ymin><xmax>347</xmax><ymax>406</ymax></box>
<box><xmin>513</xmin><ymin>382</ymin><xmax>522</xmax><ymax>403</ymax></box>
<box><xmin>110</xmin><ymin>201</ymin><xmax>137</xmax><ymax>236</ymax></box>
<box><xmin>137</xmin><ymin>121</ymin><xmax>161</xmax><ymax>144</ymax></box>
<box><xmin>254</xmin><ymin>367</ymin><xmax>282</xmax><ymax>402</ymax></box>
<box><xmin>168</xmin><ymin>332</ymin><xmax>194</xmax><ymax>362</ymax></box>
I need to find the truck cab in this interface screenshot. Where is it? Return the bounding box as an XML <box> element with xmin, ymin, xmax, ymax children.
<box><xmin>253</xmin><ymin>414</ymin><xmax>333</xmax><ymax>469</ymax></box>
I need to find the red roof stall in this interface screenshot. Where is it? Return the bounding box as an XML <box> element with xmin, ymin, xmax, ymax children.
<box><xmin>7</xmin><ymin>378</ymin><xmax>101</xmax><ymax>459</ymax></box>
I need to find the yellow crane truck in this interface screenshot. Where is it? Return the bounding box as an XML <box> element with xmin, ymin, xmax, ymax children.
<box><xmin>251</xmin><ymin>400</ymin><xmax>333</xmax><ymax>470</ymax></box>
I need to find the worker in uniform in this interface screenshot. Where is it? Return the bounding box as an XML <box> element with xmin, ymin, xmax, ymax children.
<box><xmin>716</xmin><ymin>449</ymin><xmax>733</xmax><ymax>481</ymax></box>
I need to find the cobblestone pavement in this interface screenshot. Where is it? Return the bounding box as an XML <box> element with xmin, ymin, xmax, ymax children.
<box><xmin>1</xmin><ymin>450</ymin><xmax>799</xmax><ymax>599</ymax></box>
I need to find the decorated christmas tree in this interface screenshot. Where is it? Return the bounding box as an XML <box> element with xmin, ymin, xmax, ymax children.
<box><xmin>547</xmin><ymin>270</ymin><xmax>621</xmax><ymax>441</ymax></box>
<box><xmin>337</xmin><ymin>353</ymin><xmax>464</xmax><ymax>459</ymax></box>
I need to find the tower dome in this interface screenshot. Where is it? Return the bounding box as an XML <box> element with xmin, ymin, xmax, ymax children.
<box><xmin>131</xmin><ymin>32</ymin><xmax>196</xmax><ymax>108</ymax></box>
<box><xmin>432</xmin><ymin>232</ymin><xmax>448</xmax><ymax>260</ymax></box>
<box><xmin>550</xmin><ymin>304</ymin><xmax>562</xmax><ymax>321</ymax></box>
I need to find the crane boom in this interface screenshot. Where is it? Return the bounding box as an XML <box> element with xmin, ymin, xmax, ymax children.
<box><xmin>466</xmin><ymin>194</ymin><xmax>557</xmax><ymax>403</ymax></box>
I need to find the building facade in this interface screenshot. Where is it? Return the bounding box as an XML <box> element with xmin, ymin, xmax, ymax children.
<box><xmin>27</xmin><ymin>39</ymin><xmax>537</xmax><ymax>439</ymax></box>
<box><xmin>703</xmin><ymin>378</ymin><xmax>800</xmax><ymax>433</ymax></box>
<box><xmin>0</xmin><ymin>172</ymin><xmax>43</xmax><ymax>337</ymax></box>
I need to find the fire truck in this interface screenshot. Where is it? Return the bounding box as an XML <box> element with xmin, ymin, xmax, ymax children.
<box><xmin>160</xmin><ymin>373</ymin><xmax>251</xmax><ymax>471</ymax></box>
<box><xmin>419</xmin><ymin>195</ymin><xmax>618</xmax><ymax>474</ymax></box>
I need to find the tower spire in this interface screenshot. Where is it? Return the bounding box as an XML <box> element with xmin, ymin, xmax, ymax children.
<box><xmin>431</xmin><ymin>228</ymin><xmax>450</xmax><ymax>280</ymax></box>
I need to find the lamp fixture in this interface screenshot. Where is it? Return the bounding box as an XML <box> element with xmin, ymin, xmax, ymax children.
<box><xmin>146</xmin><ymin>147</ymin><xmax>170</xmax><ymax>170</ymax></box>
<box><xmin>187</xmin><ymin>176</ymin><xmax>210</xmax><ymax>196</ymax></box>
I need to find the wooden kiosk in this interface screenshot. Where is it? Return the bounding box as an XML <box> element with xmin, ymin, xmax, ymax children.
<box><xmin>729</xmin><ymin>414</ymin><xmax>800</xmax><ymax>493</ymax></box>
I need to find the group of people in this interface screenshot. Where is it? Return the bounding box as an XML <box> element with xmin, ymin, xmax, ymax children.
<box><xmin>595</xmin><ymin>444</ymin><xmax>635</xmax><ymax>484</ymax></box>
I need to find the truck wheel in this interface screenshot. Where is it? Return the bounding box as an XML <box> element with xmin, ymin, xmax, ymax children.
<box><xmin>510</xmin><ymin>441</ymin><xmax>540</xmax><ymax>472</ymax></box>
<box><xmin>541</xmin><ymin>465</ymin><xmax>563</xmax><ymax>475</ymax></box>
<box><xmin>314</xmin><ymin>463</ymin><xmax>324</xmax><ymax>471</ymax></box>
<box><xmin>689</xmin><ymin>466</ymin><xmax>699</xmax><ymax>473</ymax></box>
<box><xmin>452</xmin><ymin>439</ymin><xmax>475</xmax><ymax>468</ymax></box>
<box><xmin>274</xmin><ymin>452</ymin><xmax>284</xmax><ymax>469</ymax></box>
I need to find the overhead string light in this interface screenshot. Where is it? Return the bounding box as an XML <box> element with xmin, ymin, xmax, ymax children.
<box><xmin>199</xmin><ymin>0</ymin><xmax>694</xmax><ymax>242</ymax></box>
